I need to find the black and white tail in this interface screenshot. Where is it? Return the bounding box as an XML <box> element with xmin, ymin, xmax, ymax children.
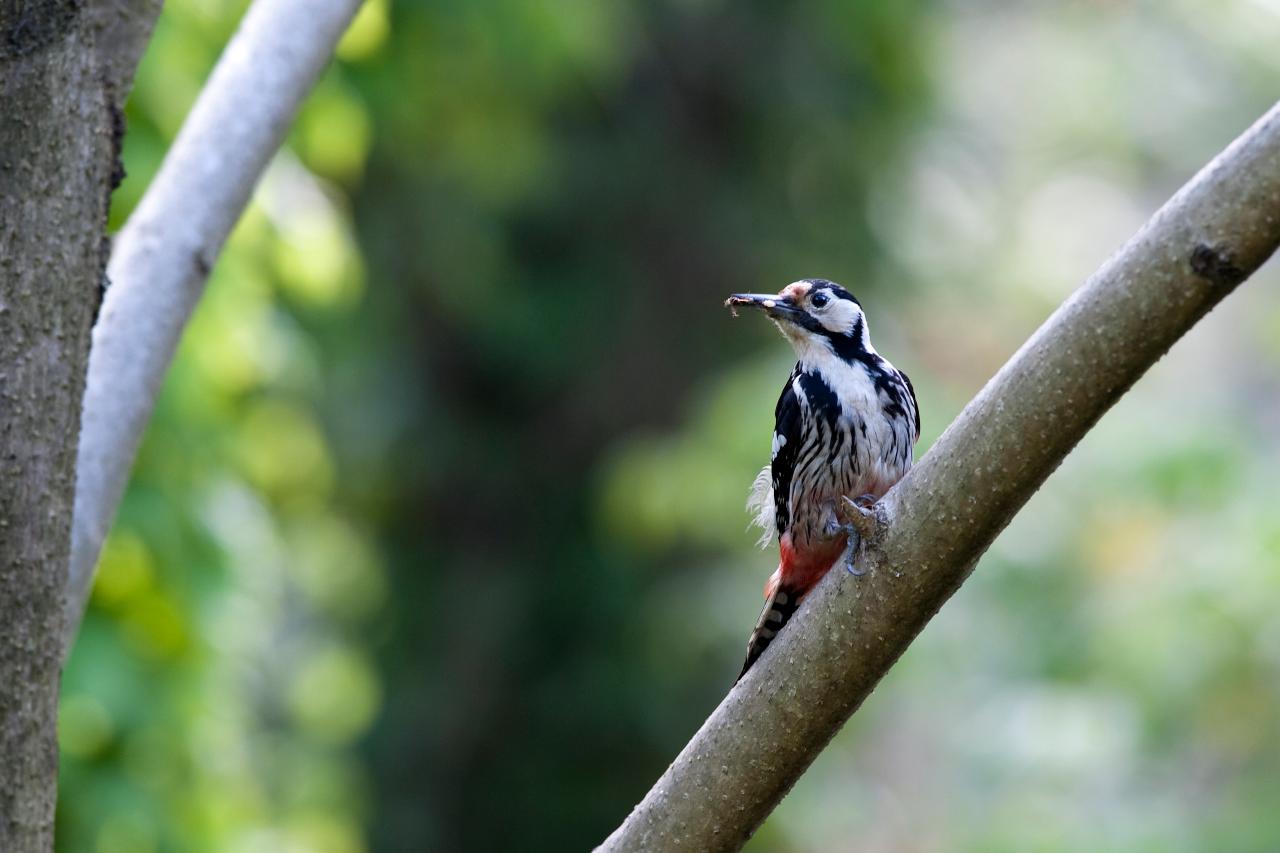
<box><xmin>736</xmin><ymin>584</ymin><xmax>801</xmax><ymax>682</ymax></box>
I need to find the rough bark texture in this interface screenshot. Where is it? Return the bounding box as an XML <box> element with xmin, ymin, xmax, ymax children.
<box><xmin>0</xmin><ymin>1</ymin><xmax>117</xmax><ymax>848</ymax></box>
<box><xmin>66</xmin><ymin>0</ymin><xmax>364</xmax><ymax>649</ymax></box>
<box><xmin>600</xmin><ymin>101</ymin><xmax>1280</xmax><ymax>852</ymax></box>
<box><xmin>88</xmin><ymin>0</ymin><xmax>162</xmax><ymax>111</ymax></box>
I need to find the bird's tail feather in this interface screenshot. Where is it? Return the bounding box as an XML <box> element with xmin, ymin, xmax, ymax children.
<box><xmin>736</xmin><ymin>582</ymin><xmax>802</xmax><ymax>682</ymax></box>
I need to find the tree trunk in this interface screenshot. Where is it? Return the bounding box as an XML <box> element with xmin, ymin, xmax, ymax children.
<box><xmin>0</xmin><ymin>2</ymin><xmax>118</xmax><ymax>848</ymax></box>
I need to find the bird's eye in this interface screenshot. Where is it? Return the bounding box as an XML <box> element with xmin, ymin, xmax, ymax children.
<box><xmin>811</xmin><ymin>292</ymin><xmax>830</xmax><ymax>309</ymax></box>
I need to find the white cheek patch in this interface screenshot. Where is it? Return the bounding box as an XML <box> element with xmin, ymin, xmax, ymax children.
<box><xmin>819</xmin><ymin>301</ymin><xmax>861</xmax><ymax>335</ymax></box>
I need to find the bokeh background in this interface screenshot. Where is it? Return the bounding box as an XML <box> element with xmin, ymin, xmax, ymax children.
<box><xmin>57</xmin><ymin>1</ymin><xmax>1280</xmax><ymax>851</ymax></box>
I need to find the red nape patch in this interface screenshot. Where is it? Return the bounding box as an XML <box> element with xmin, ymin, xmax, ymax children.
<box><xmin>780</xmin><ymin>281</ymin><xmax>812</xmax><ymax>302</ymax></box>
<box><xmin>777</xmin><ymin>534</ymin><xmax>847</xmax><ymax>598</ymax></box>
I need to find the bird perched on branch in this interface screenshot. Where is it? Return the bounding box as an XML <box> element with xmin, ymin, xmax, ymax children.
<box><xmin>726</xmin><ymin>279</ymin><xmax>920</xmax><ymax>680</ymax></box>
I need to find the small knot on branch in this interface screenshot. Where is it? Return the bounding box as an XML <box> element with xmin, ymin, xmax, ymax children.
<box><xmin>1190</xmin><ymin>243</ymin><xmax>1246</xmax><ymax>287</ymax></box>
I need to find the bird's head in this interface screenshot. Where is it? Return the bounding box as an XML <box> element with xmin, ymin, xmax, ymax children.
<box><xmin>725</xmin><ymin>279</ymin><xmax>872</xmax><ymax>360</ymax></box>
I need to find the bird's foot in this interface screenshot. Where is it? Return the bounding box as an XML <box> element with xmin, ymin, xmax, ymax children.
<box><xmin>839</xmin><ymin>494</ymin><xmax>878</xmax><ymax>539</ymax></box>
<box><xmin>820</xmin><ymin>515</ymin><xmax>863</xmax><ymax>575</ymax></box>
<box><xmin>835</xmin><ymin>495</ymin><xmax>880</xmax><ymax>576</ymax></box>
<box><xmin>839</xmin><ymin>523</ymin><xmax>864</xmax><ymax>576</ymax></box>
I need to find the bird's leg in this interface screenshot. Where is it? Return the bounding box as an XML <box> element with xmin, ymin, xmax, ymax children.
<box><xmin>839</xmin><ymin>525</ymin><xmax>863</xmax><ymax>576</ymax></box>
<box><xmin>828</xmin><ymin>495</ymin><xmax>878</xmax><ymax>576</ymax></box>
<box><xmin>821</xmin><ymin>504</ymin><xmax>860</xmax><ymax>575</ymax></box>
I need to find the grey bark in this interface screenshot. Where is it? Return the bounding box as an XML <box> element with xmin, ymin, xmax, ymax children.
<box><xmin>88</xmin><ymin>0</ymin><xmax>163</xmax><ymax>110</ymax></box>
<box><xmin>0</xmin><ymin>2</ymin><xmax>121</xmax><ymax>848</ymax></box>
<box><xmin>600</xmin><ymin>100</ymin><xmax>1280</xmax><ymax>851</ymax></box>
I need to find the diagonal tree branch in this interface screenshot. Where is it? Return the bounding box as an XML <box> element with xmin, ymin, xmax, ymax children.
<box><xmin>66</xmin><ymin>0</ymin><xmax>364</xmax><ymax>650</ymax></box>
<box><xmin>599</xmin><ymin>100</ymin><xmax>1280</xmax><ymax>852</ymax></box>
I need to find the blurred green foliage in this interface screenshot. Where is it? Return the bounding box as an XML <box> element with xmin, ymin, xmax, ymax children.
<box><xmin>60</xmin><ymin>0</ymin><xmax>1280</xmax><ymax>851</ymax></box>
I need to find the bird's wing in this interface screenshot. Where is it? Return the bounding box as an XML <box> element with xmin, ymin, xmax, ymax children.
<box><xmin>770</xmin><ymin>368</ymin><xmax>804</xmax><ymax>538</ymax></box>
<box><xmin>898</xmin><ymin>368</ymin><xmax>921</xmax><ymax>443</ymax></box>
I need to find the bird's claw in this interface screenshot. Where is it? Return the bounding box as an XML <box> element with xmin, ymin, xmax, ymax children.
<box><xmin>841</xmin><ymin>524</ymin><xmax>864</xmax><ymax>576</ymax></box>
<box><xmin>836</xmin><ymin>494</ymin><xmax>881</xmax><ymax>576</ymax></box>
<box><xmin>821</xmin><ymin>513</ymin><xmax>865</xmax><ymax>576</ymax></box>
<box><xmin>838</xmin><ymin>495</ymin><xmax>878</xmax><ymax>540</ymax></box>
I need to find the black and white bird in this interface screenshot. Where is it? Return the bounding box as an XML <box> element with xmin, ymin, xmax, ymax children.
<box><xmin>726</xmin><ymin>279</ymin><xmax>920</xmax><ymax>679</ymax></box>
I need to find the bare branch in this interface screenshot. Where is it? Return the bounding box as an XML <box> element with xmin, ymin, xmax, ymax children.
<box><xmin>599</xmin><ymin>101</ymin><xmax>1280</xmax><ymax>852</ymax></box>
<box><xmin>66</xmin><ymin>0</ymin><xmax>364</xmax><ymax>649</ymax></box>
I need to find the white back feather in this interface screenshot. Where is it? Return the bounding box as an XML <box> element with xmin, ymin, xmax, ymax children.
<box><xmin>746</xmin><ymin>465</ymin><xmax>774</xmax><ymax>548</ymax></box>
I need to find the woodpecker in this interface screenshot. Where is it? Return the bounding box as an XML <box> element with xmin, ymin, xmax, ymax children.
<box><xmin>726</xmin><ymin>279</ymin><xmax>920</xmax><ymax>680</ymax></box>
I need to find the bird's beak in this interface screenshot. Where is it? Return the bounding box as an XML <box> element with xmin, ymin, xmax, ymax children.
<box><xmin>725</xmin><ymin>292</ymin><xmax>802</xmax><ymax>322</ymax></box>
